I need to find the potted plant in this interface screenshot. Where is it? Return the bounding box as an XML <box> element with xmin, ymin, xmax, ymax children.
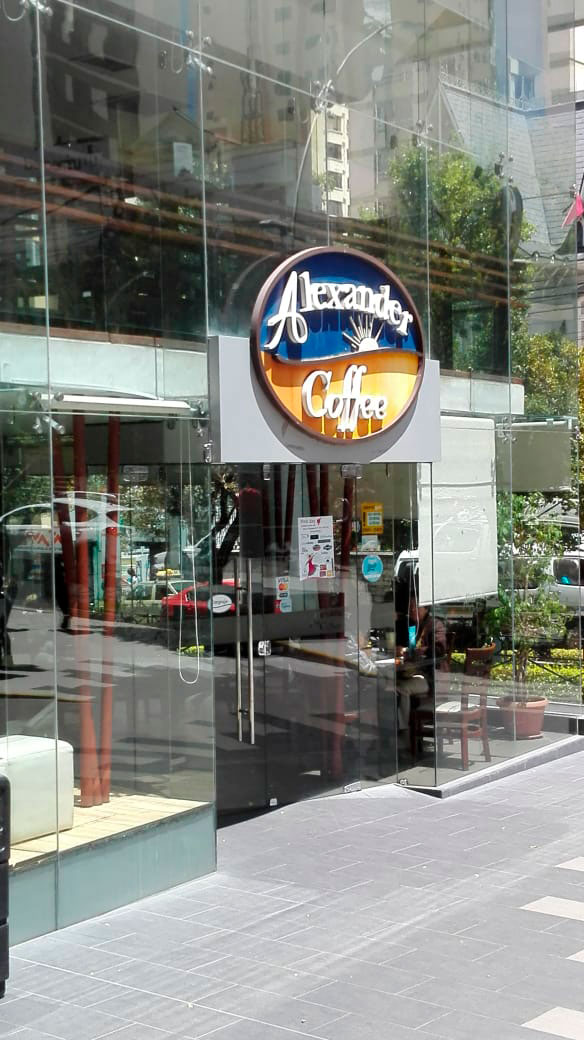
<box><xmin>486</xmin><ymin>494</ymin><xmax>567</xmax><ymax>739</ymax></box>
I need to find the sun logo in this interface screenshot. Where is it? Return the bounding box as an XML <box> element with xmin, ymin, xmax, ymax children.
<box><xmin>342</xmin><ymin>315</ymin><xmax>382</xmax><ymax>354</ymax></box>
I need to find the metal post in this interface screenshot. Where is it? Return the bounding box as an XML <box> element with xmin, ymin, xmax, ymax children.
<box><xmin>0</xmin><ymin>776</ymin><xmax>9</xmax><ymax>996</ymax></box>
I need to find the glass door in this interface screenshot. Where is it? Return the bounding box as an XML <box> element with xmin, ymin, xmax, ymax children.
<box><xmin>214</xmin><ymin>464</ymin><xmax>425</xmax><ymax>814</ymax></box>
<box><xmin>214</xmin><ymin>468</ymin><xmax>268</xmax><ymax>814</ymax></box>
<box><xmin>262</xmin><ymin>467</ymin><xmax>358</xmax><ymax>805</ymax></box>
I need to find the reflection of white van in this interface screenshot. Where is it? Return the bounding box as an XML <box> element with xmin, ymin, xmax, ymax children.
<box><xmin>551</xmin><ymin>554</ymin><xmax>584</xmax><ymax>616</ymax></box>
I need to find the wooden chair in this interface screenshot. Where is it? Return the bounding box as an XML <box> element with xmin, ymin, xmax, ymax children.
<box><xmin>411</xmin><ymin>643</ymin><xmax>495</xmax><ymax>770</ymax></box>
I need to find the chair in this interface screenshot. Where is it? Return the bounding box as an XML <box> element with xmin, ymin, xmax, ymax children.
<box><xmin>411</xmin><ymin>643</ymin><xmax>495</xmax><ymax>771</ymax></box>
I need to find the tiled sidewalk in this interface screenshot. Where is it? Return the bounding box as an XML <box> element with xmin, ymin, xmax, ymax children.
<box><xmin>7</xmin><ymin>754</ymin><xmax>584</xmax><ymax>1039</ymax></box>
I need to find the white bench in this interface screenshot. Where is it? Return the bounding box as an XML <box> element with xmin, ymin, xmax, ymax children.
<box><xmin>0</xmin><ymin>736</ymin><xmax>74</xmax><ymax>844</ymax></box>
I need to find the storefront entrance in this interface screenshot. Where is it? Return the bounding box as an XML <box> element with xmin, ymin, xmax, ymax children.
<box><xmin>213</xmin><ymin>463</ymin><xmax>418</xmax><ymax>814</ymax></box>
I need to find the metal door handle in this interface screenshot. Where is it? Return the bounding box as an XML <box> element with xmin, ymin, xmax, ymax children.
<box><xmin>247</xmin><ymin>557</ymin><xmax>255</xmax><ymax>744</ymax></box>
<box><xmin>234</xmin><ymin>557</ymin><xmax>243</xmax><ymax>742</ymax></box>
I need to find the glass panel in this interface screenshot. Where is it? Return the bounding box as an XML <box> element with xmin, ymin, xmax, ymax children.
<box><xmin>40</xmin><ymin>413</ymin><xmax>215</xmax><ymax>924</ymax></box>
<box><xmin>41</xmin><ymin>0</ymin><xmax>208</xmax><ymax>353</ymax></box>
<box><xmin>203</xmin><ymin>73</ymin><xmax>330</xmax><ymax>338</ymax></box>
<box><xmin>214</xmin><ymin>463</ymin><xmax>361</xmax><ymax>812</ymax></box>
<box><xmin>0</xmin><ymin>6</ymin><xmax>57</xmax><ymax>937</ymax></box>
<box><xmin>202</xmin><ymin>0</ymin><xmax>325</xmax><ymax>98</ymax></box>
<box><xmin>503</xmin><ymin>0</ymin><xmax>580</xmax><ymax>747</ymax></box>
<box><xmin>1</xmin><ymin>414</ymin><xmax>58</xmax><ymax>932</ymax></box>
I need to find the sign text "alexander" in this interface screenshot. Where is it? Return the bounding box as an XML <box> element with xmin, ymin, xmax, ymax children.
<box><xmin>265</xmin><ymin>270</ymin><xmax>414</xmax><ymax>351</ymax></box>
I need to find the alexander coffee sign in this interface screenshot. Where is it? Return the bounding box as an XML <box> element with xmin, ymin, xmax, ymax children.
<box><xmin>250</xmin><ymin>247</ymin><xmax>424</xmax><ymax>443</ymax></box>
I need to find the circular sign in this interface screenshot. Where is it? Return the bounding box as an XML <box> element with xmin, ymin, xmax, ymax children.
<box><xmin>362</xmin><ymin>554</ymin><xmax>384</xmax><ymax>584</ymax></box>
<box><xmin>212</xmin><ymin>593</ymin><xmax>233</xmax><ymax>615</ymax></box>
<box><xmin>250</xmin><ymin>246</ymin><xmax>424</xmax><ymax>444</ymax></box>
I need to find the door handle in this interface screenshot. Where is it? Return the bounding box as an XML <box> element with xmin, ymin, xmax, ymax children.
<box><xmin>246</xmin><ymin>557</ymin><xmax>255</xmax><ymax>744</ymax></box>
<box><xmin>234</xmin><ymin>557</ymin><xmax>243</xmax><ymax>742</ymax></box>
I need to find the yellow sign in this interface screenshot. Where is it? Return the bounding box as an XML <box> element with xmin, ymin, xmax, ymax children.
<box><xmin>361</xmin><ymin>502</ymin><xmax>384</xmax><ymax>535</ymax></box>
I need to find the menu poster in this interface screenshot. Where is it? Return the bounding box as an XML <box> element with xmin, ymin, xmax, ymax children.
<box><xmin>298</xmin><ymin>515</ymin><xmax>335</xmax><ymax>581</ymax></box>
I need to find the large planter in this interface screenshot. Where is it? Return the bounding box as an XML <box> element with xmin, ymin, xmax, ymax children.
<box><xmin>497</xmin><ymin>696</ymin><xmax>548</xmax><ymax>739</ymax></box>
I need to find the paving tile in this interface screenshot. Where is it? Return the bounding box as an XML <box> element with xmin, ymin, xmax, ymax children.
<box><xmin>545</xmin><ymin>918</ymin><xmax>584</xmax><ymax>940</ymax></box>
<box><xmin>557</xmin><ymin>859</ymin><xmax>584</xmax><ymax>873</ymax></box>
<box><xmin>101</xmin><ymin>911</ymin><xmax>220</xmax><ymax>944</ymax></box>
<box><xmin>4</xmin><ymin>965</ymin><xmax>122</xmax><ymax>1008</ymax></box>
<box><xmin>524</xmin><ymin>1007</ymin><xmax>584</xmax><ymax>1039</ymax></box>
<box><xmin>0</xmin><ymin>996</ymin><xmax>65</xmax><ymax>1030</ymax></box>
<box><xmin>295</xmin><ymin>980</ymin><xmax>446</xmax><ymax>1030</ymax></box>
<box><xmin>399</xmin><ymin>977</ymin><xmax>549</xmax><ymax>1025</ymax></box>
<box><xmin>92</xmin><ymin>931</ymin><xmax>195</xmax><ymax>965</ymax></box>
<box><xmin>192</xmin><ymin>905</ymin><xmax>312</xmax><ymax>938</ymax></box>
<box><xmin>458</xmin><ymin>919</ymin><xmax>582</xmax><ymax>958</ymax></box>
<box><xmin>2</xmin><ymin>1031</ymin><xmax>79</xmax><ymax>1040</ymax></box>
<box><xmin>502</xmin><ymin>962</ymin><xmax>584</xmax><ymax>1013</ymax></box>
<box><xmin>12</xmin><ymin>1004</ymin><xmax>127</xmax><ymax>1040</ymax></box>
<box><xmin>422</xmin><ymin>1008</ymin><xmax>559</xmax><ymax>1040</ymax></box>
<box><xmin>201</xmin><ymin>1021</ymin><xmax>338</xmax><ymax>1040</ymax></box>
<box><xmin>92</xmin><ymin>1026</ymin><xmax>178</xmax><ymax>1040</ymax></box>
<box><xmin>94</xmin><ymin>959</ymin><xmax>230</xmax><ymax>1002</ymax></box>
<box><xmin>91</xmin><ymin>988</ymin><xmax>238</xmax><ymax>1037</ymax></box>
<box><xmin>314</xmin><ymin>1014</ymin><xmax>435</xmax><ymax>1040</ymax></box>
<box><xmin>117</xmin><ymin>896</ymin><xmax>219</xmax><ymax>922</ymax></box>
<box><xmin>197</xmin><ymin>984</ymin><xmax>344</xmax><ymax>1033</ymax></box>
<box><xmin>260</xmin><ymin>923</ymin><xmax>415</xmax><ymax>964</ymax></box>
<box><xmin>288</xmin><ymin>951</ymin><xmax>428</xmax><ymax>995</ymax></box>
<box><xmin>12</xmin><ymin>938</ymin><xmax>129</xmax><ymax>975</ymax></box>
<box><xmin>193</xmin><ymin>955</ymin><xmax>330</xmax><ymax>999</ymax></box>
<box><xmin>521</xmin><ymin>898</ymin><xmax>584</xmax><ymax>923</ymax></box>
<box><xmin>49</xmin><ymin>918</ymin><xmax>139</xmax><ymax>948</ymax></box>
<box><xmin>183</xmin><ymin>932</ymin><xmax>330</xmax><ymax>969</ymax></box>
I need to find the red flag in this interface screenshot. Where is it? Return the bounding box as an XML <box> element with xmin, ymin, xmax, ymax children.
<box><xmin>562</xmin><ymin>193</ymin><xmax>584</xmax><ymax>228</ymax></box>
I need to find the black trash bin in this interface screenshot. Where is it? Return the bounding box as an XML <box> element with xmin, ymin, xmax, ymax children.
<box><xmin>0</xmin><ymin>776</ymin><xmax>9</xmax><ymax>996</ymax></box>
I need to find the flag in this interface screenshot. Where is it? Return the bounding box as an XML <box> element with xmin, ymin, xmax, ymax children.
<box><xmin>562</xmin><ymin>193</ymin><xmax>584</xmax><ymax>228</ymax></box>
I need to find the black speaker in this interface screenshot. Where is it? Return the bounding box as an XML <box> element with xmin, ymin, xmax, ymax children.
<box><xmin>238</xmin><ymin>467</ymin><xmax>265</xmax><ymax>560</ymax></box>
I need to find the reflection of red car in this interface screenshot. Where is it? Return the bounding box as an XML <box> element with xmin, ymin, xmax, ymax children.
<box><xmin>160</xmin><ymin>580</ymin><xmax>235</xmax><ymax>620</ymax></box>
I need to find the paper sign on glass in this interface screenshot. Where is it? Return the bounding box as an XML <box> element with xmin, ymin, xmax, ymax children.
<box><xmin>298</xmin><ymin>516</ymin><xmax>335</xmax><ymax>581</ymax></box>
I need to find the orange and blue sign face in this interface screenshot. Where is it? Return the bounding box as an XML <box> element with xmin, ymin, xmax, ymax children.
<box><xmin>251</xmin><ymin>246</ymin><xmax>424</xmax><ymax>443</ymax></box>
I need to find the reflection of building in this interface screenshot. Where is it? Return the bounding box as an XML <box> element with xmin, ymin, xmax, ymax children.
<box><xmin>312</xmin><ymin>104</ymin><xmax>351</xmax><ymax>217</ymax></box>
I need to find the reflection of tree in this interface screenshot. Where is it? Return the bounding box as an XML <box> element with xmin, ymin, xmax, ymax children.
<box><xmin>513</xmin><ymin>330</ymin><xmax>579</xmax><ymax>419</ymax></box>
<box><xmin>119</xmin><ymin>482</ymin><xmax>166</xmax><ymax>547</ymax></box>
<box><xmin>487</xmin><ymin>493</ymin><xmax>566</xmax><ymax>688</ymax></box>
<box><xmin>386</xmin><ymin>145</ymin><xmax>530</xmax><ymax>372</ymax></box>
<box><xmin>211</xmin><ymin>467</ymin><xmax>239</xmax><ymax>580</ymax></box>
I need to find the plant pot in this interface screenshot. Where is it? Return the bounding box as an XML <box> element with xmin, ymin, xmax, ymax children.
<box><xmin>497</xmin><ymin>696</ymin><xmax>548</xmax><ymax>739</ymax></box>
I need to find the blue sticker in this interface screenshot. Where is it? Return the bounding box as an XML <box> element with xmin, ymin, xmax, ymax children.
<box><xmin>362</xmin><ymin>554</ymin><xmax>383</xmax><ymax>584</ymax></box>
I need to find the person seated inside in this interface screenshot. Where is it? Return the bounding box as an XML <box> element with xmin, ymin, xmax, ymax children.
<box><xmin>396</xmin><ymin>594</ymin><xmax>448</xmax><ymax>735</ymax></box>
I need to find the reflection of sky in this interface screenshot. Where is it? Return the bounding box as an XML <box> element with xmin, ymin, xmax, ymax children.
<box><xmin>259</xmin><ymin>252</ymin><xmax>421</xmax><ymax>362</ymax></box>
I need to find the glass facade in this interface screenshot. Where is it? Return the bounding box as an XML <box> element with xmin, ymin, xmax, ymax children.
<box><xmin>0</xmin><ymin>0</ymin><xmax>581</xmax><ymax>940</ymax></box>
